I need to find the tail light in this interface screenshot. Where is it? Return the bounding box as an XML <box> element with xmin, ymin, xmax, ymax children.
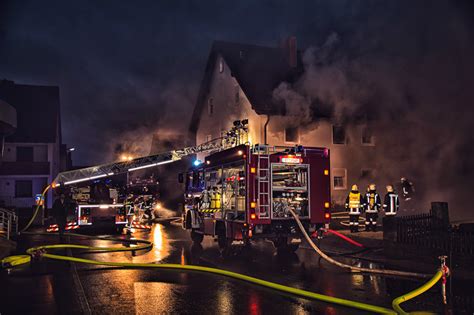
<box><xmin>324</xmin><ymin>213</ymin><xmax>331</xmax><ymax>220</ymax></box>
<box><xmin>250</xmin><ymin>213</ymin><xmax>257</xmax><ymax>220</ymax></box>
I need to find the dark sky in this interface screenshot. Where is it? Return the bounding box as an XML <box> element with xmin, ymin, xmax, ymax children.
<box><xmin>1</xmin><ymin>1</ymin><xmax>474</xmax><ymax>220</ymax></box>
<box><xmin>2</xmin><ymin>0</ymin><xmax>470</xmax><ymax>165</ymax></box>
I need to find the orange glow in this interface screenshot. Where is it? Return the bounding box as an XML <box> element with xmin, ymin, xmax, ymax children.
<box><xmin>324</xmin><ymin>169</ymin><xmax>329</xmax><ymax>175</ymax></box>
<box><xmin>325</xmin><ymin>212</ymin><xmax>331</xmax><ymax>219</ymax></box>
<box><xmin>324</xmin><ymin>202</ymin><xmax>330</xmax><ymax>208</ymax></box>
<box><xmin>250</xmin><ymin>213</ymin><xmax>256</xmax><ymax>220</ymax></box>
<box><xmin>248</xmin><ymin>229</ymin><xmax>253</xmax><ymax>238</ymax></box>
<box><xmin>250</xmin><ymin>202</ymin><xmax>256</xmax><ymax>208</ymax></box>
<box><xmin>238</xmin><ymin>150</ymin><xmax>243</xmax><ymax>156</ymax></box>
<box><xmin>250</xmin><ymin>167</ymin><xmax>256</xmax><ymax>173</ymax></box>
<box><xmin>121</xmin><ymin>154</ymin><xmax>134</xmax><ymax>161</ymax></box>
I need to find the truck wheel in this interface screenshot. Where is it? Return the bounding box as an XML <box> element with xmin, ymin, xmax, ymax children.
<box><xmin>191</xmin><ymin>230</ymin><xmax>204</xmax><ymax>244</ymax></box>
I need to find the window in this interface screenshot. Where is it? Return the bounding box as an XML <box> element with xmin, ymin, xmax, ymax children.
<box><xmin>16</xmin><ymin>146</ymin><xmax>34</xmax><ymax>162</ymax></box>
<box><xmin>332</xmin><ymin>125</ymin><xmax>346</xmax><ymax>145</ymax></box>
<box><xmin>285</xmin><ymin>127</ymin><xmax>299</xmax><ymax>143</ymax></box>
<box><xmin>234</xmin><ymin>85</ymin><xmax>240</xmax><ymax>105</ymax></box>
<box><xmin>208</xmin><ymin>98</ymin><xmax>214</xmax><ymax>116</ymax></box>
<box><xmin>219</xmin><ymin>59</ymin><xmax>224</xmax><ymax>73</ymax></box>
<box><xmin>15</xmin><ymin>180</ymin><xmax>32</xmax><ymax>198</ymax></box>
<box><xmin>362</xmin><ymin>126</ymin><xmax>375</xmax><ymax>145</ymax></box>
<box><xmin>360</xmin><ymin>169</ymin><xmax>374</xmax><ymax>179</ymax></box>
<box><xmin>332</xmin><ymin>168</ymin><xmax>347</xmax><ymax>190</ymax></box>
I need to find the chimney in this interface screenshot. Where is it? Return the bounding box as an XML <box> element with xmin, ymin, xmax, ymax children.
<box><xmin>280</xmin><ymin>36</ymin><xmax>297</xmax><ymax>68</ymax></box>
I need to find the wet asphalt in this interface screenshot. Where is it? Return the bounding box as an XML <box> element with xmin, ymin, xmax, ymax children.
<box><xmin>0</xmin><ymin>219</ymin><xmax>460</xmax><ymax>315</ymax></box>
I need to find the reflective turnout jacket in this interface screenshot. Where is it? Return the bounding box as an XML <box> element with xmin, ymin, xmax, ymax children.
<box><xmin>365</xmin><ymin>191</ymin><xmax>381</xmax><ymax>213</ymax></box>
<box><xmin>345</xmin><ymin>191</ymin><xmax>364</xmax><ymax>215</ymax></box>
<box><xmin>383</xmin><ymin>192</ymin><xmax>399</xmax><ymax>215</ymax></box>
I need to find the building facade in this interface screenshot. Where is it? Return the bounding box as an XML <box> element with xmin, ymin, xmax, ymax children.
<box><xmin>0</xmin><ymin>80</ymin><xmax>63</xmax><ymax>211</ymax></box>
<box><xmin>189</xmin><ymin>40</ymin><xmax>377</xmax><ymax>207</ymax></box>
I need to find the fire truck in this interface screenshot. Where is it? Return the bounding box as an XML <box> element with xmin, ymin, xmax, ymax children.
<box><xmin>182</xmin><ymin>144</ymin><xmax>331</xmax><ymax>252</ymax></box>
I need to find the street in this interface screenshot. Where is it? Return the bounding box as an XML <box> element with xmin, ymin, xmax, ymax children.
<box><xmin>0</xmin><ymin>220</ymin><xmax>451</xmax><ymax>315</ymax></box>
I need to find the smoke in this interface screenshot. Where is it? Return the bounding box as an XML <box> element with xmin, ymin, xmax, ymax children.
<box><xmin>272</xmin><ymin>4</ymin><xmax>474</xmax><ymax>220</ymax></box>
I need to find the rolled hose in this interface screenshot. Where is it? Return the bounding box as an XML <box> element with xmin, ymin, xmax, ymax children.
<box><xmin>288</xmin><ymin>209</ymin><xmax>431</xmax><ymax>279</ymax></box>
<box><xmin>2</xmin><ymin>233</ymin><xmax>395</xmax><ymax>314</ymax></box>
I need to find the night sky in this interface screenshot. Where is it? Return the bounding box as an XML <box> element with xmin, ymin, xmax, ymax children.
<box><xmin>1</xmin><ymin>1</ymin><xmax>474</xmax><ymax>218</ymax></box>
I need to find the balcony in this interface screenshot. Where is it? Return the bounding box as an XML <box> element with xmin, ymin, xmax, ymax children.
<box><xmin>0</xmin><ymin>161</ymin><xmax>50</xmax><ymax>176</ymax></box>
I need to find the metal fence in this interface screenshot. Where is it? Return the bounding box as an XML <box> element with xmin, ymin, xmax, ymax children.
<box><xmin>0</xmin><ymin>208</ymin><xmax>18</xmax><ymax>240</ymax></box>
<box><xmin>395</xmin><ymin>211</ymin><xmax>474</xmax><ymax>257</ymax></box>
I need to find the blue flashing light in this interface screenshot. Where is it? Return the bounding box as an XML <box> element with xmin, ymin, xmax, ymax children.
<box><xmin>193</xmin><ymin>160</ymin><xmax>202</xmax><ymax>167</ymax></box>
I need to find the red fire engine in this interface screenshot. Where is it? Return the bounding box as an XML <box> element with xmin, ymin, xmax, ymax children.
<box><xmin>182</xmin><ymin>144</ymin><xmax>331</xmax><ymax>252</ymax></box>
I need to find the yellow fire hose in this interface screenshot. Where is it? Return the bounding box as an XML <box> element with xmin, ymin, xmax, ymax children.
<box><xmin>392</xmin><ymin>270</ymin><xmax>443</xmax><ymax>315</ymax></box>
<box><xmin>20</xmin><ymin>185</ymin><xmax>51</xmax><ymax>233</ymax></box>
<box><xmin>2</xmin><ymin>233</ymin><xmax>395</xmax><ymax>314</ymax></box>
<box><xmin>9</xmin><ymin>190</ymin><xmax>445</xmax><ymax>314</ymax></box>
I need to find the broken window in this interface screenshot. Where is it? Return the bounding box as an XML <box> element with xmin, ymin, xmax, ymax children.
<box><xmin>285</xmin><ymin>127</ymin><xmax>299</xmax><ymax>143</ymax></box>
<box><xmin>332</xmin><ymin>125</ymin><xmax>346</xmax><ymax>145</ymax></box>
<box><xmin>208</xmin><ymin>98</ymin><xmax>214</xmax><ymax>116</ymax></box>
<box><xmin>362</xmin><ymin>126</ymin><xmax>375</xmax><ymax>145</ymax></box>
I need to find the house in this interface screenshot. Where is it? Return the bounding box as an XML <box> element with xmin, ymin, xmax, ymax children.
<box><xmin>0</xmin><ymin>79</ymin><xmax>64</xmax><ymax>213</ymax></box>
<box><xmin>189</xmin><ymin>38</ymin><xmax>377</xmax><ymax>207</ymax></box>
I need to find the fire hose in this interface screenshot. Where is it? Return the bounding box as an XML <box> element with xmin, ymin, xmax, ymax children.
<box><xmin>11</xmin><ymin>191</ymin><xmax>446</xmax><ymax>313</ymax></box>
<box><xmin>289</xmin><ymin>208</ymin><xmax>435</xmax><ymax>279</ymax></box>
<box><xmin>2</xmin><ymin>232</ymin><xmax>396</xmax><ymax>314</ymax></box>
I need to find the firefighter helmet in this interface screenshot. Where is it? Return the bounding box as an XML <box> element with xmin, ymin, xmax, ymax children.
<box><xmin>386</xmin><ymin>185</ymin><xmax>394</xmax><ymax>192</ymax></box>
<box><xmin>351</xmin><ymin>184</ymin><xmax>359</xmax><ymax>191</ymax></box>
<box><xmin>369</xmin><ymin>183</ymin><xmax>376</xmax><ymax>191</ymax></box>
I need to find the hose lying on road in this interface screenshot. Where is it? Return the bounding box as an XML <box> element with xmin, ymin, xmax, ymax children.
<box><xmin>1</xmin><ymin>232</ymin><xmax>395</xmax><ymax>314</ymax></box>
<box><xmin>289</xmin><ymin>209</ymin><xmax>432</xmax><ymax>279</ymax></box>
<box><xmin>392</xmin><ymin>270</ymin><xmax>443</xmax><ymax>315</ymax></box>
<box><xmin>326</xmin><ymin>229</ymin><xmax>365</xmax><ymax>248</ymax></box>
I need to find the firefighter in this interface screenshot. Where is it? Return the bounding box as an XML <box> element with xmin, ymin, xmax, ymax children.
<box><xmin>125</xmin><ymin>194</ymin><xmax>135</xmax><ymax>232</ymax></box>
<box><xmin>383</xmin><ymin>185</ymin><xmax>399</xmax><ymax>217</ymax></box>
<box><xmin>200</xmin><ymin>186</ymin><xmax>211</xmax><ymax>211</ymax></box>
<box><xmin>345</xmin><ymin>185</ymin><xmax>365</xmax><ymax>233</ymax></box>
<box><xmin>52</xmin><ymin>193</ymin><xmax>68</xmax><ymax>239</ymax></box>
<box><xmin>400</xmin><ymin>177</ymin><xmax>415</xmax><ymax>201</ymax></box>
<box><xmin>365</xmin><ymin>184</ymin><xmax>381</xmax><ymax>232</ymax></box>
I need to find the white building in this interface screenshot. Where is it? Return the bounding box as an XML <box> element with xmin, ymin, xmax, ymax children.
<box><xmin>189</xmin><ymin>39</ymin><xmax>377</xmax><ymax>208</ymax></box>
<box><xmin>0</xmin><ymin>80</ymin><xmax>63</xmax><ymax>212</ymax></box>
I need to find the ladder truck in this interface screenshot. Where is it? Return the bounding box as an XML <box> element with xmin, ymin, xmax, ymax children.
<box><xmin>51</xmin><ymin>123</ymin><xmax>250</xmax><ymax>230</ymax></box>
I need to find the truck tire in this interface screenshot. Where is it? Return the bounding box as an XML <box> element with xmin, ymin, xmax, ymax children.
<box><xmin>191</xmin><ymin>229</ymin><xmax>204</xmax><ymax>243</ymax></box>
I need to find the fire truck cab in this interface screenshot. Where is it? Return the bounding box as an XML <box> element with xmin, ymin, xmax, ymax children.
<box><xmin>182</xmin><ymin>144</ymin><xmax>331</xmax><ymax>252</ymax></box>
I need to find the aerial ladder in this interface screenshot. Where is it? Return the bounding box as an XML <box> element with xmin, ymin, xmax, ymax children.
<box><xmin>53</xmin><ymin>121</ymin><xmax>249</xmax><ymax>187</ymax></box>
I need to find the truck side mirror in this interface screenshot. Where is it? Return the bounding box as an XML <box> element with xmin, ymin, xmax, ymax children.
<box><xmin>178</xmin><ymin>173</ymin><xmax>184</xmax><ymax>183</ymax></box>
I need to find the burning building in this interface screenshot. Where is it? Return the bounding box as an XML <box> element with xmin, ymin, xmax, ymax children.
<box><xmin>189</xmin><ymin>38</ymin><xmax>377</xmax><ymax>208</ymax></box>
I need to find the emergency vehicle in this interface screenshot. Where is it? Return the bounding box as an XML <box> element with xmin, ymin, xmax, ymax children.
<box><xmin>182</xmin><ymin>144</ymin><xmax>331</xmax><ymax>252</ymax></box>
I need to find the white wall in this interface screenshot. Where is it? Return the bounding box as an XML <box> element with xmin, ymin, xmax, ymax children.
<box><xmin>196</xmin><ymin>56</ymin><xmax>379</xmax><ymax>207</ymax></box>
<box><xmin>3</xmin><ymin>143</ymin><xmax>49</xmax><ymax>162</ymax></box>
<box><xmin>0</xmin><ymin>176</ymin><xmax>48</xmax><ymax>208</ymax></box>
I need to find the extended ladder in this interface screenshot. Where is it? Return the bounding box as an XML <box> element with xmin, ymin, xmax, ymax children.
<box><xmin>255</xmin><ymin>145</ymin><xmax>271</xmax><ymax>218</ymax></box>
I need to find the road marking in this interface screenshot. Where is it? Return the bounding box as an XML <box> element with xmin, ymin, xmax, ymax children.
<box><xmin>67</xmin><ymin>247</ymin><xmax>92</xmax><ymax>315</ymax></box>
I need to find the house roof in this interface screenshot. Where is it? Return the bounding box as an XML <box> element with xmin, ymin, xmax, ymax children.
<box><xmin>189</xmin><ymin>40</ymin><xmax>304</xmax><ymax>134</ymax></box>
<box><xmin>0</xmin><ymin>79</ymin><xmax>61</xmax><ymax>143</ymax></box>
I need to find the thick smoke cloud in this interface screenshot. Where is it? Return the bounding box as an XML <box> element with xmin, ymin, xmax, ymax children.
<box><xmin>1</xmin><ymin>1</ymin><xmax>473</xmax><ymax>218</ymax></box>
<box><xmin>272</xmin><ymin>3</ymin><xmax>474</xmax><ymax>220</ymax></box>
